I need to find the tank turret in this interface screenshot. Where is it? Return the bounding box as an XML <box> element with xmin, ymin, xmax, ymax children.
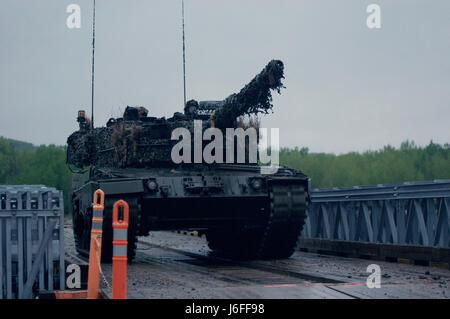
<box><xmin>67</xmin><ymin>60</ymin><xmax>285</xmax><ymax>169</ymax></box>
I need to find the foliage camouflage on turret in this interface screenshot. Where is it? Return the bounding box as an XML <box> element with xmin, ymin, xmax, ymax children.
<box><xmin>212</xmin><ymin>59</ymin><xmax>284</xmax><ymax>129</ymax></box>
<box><xmin>66</xmin><ymin>60</ymin><xmax>285</xmax><ymax>168</ymax></box>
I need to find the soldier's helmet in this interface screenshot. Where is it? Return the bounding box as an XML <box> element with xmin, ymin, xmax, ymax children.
<box><xmin>123</xmin><ymin>106</ymin><xmax>149</xmax><ymax>121</ymax></box>
<box><xmin>184</xmin><ymin>99</ymin><xmax>199</xmax><ymax>117</ymax></box>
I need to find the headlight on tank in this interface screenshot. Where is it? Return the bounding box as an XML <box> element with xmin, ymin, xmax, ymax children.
<box><xmin>147</xmin><ymin>179</ymin><xmax>158</xmax><ymax>191</ymax></box>
<box><xmin>249</xmin><ymin>177</ymin><xmax>263</xmax><ymax>190</ymax></box>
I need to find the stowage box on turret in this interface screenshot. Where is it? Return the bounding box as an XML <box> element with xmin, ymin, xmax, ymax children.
<box><xmin>68</xmin><ymin>60</ymin><xmax>310</xmax><ymax>261</ymax></box>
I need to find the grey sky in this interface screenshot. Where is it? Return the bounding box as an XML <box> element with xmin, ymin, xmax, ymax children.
<box><xmin>0</xmin><ymin>0</ymin><xmax>449</xmax><ymax>153</ymax></box>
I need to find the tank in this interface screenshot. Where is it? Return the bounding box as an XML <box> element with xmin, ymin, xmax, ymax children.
<box><xmin>68</xmin><ymin>60</ymin><xmax>310</xmax><ymax>261</ymax></box>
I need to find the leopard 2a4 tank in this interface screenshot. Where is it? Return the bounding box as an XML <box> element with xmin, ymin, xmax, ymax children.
<box><xmin>67</xmin><ymin>60</ymin><xmax>310</xmax><ymax>261</ymax></box>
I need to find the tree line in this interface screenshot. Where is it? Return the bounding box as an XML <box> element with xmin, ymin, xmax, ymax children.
<box><xmin>280</xmin><ymin>140</ymin><xmax>450</xmax><ymax>189</ymax></box>
<box><xmin>0</xmin><ymin>137</ymin><xmax>72</xmax><ymax>213</ymax></box>
<box><xmin>0</xmin><ymin>137</ymin><xmax>449</xmax><ymax>213</ymax></box>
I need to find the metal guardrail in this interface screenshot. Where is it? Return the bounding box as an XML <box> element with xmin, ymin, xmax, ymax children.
<box><xmin>301</xmin><ymin>180</ymin><xmax>450</xmax><ymax>248</ymax></box>
<box><xmin>0</xmin><ymin>185</ymin><xmax>65</xmax><ymax>299</ymax></box>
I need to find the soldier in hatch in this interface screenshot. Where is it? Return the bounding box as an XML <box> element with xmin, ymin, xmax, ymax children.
<box><xmin>184</xmin><ymin>99</ymin><xmax>199</xmax><ymax>118</ymax></box>
<box><xmin>123</xmin><ymin>106</ymin><xmax>149</xmax><ymax>121</ymax></box>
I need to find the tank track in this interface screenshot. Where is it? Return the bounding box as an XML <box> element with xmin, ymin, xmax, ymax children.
<box><xmin>100</xmin><ymin>197</ymin><xmax>139</xmax><ymax>263</ymax></box>
<box><xmin>257</xmin><ymin>178</ymin><xmax>307</xmax><ymax>259</ymax></box>
<box><xmin>72</xmin><ymin>203</ymin><xmax>91</xmax><ymax>258</ymax></box>
<box><xmin>206</xmin><ymin>178</ymin><xmax>307</xmax><ymax>259</ymax></box>
<box><xmin>73</xmin><ymin>197</ymin><xmax>139</xmax><ymax>263</ymax></box>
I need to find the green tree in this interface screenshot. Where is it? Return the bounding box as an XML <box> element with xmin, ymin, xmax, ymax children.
<box><xmin>0</xmin><ymin>137</ymin><xmax>18</xmax><ymax>183</ymax></box>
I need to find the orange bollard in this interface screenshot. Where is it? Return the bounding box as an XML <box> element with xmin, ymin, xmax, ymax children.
<box><xmin>112</xmin><ymin>200</ymin><xmax>129</xmax><ymax>299</ymax></box>
<box><xmin>87</xmin><ymin>189</ymin><xmax>105</xmax><ymax>299</ymax></box>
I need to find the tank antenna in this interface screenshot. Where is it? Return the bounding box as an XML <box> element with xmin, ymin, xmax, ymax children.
<box><xmin>182</xmin><ymin>0</ymin><xmax>187</xmax><ymax>107</ymax></box>
<box><xmin>90</xmin><ymin>0</ymin><xmax>96</xmax><ymax>130</ymax></box>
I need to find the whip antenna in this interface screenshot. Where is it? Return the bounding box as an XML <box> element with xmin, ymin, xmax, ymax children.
<box><xmin>182</xmin><ymin>0</ymin><xmax>187</xmax><ymax>107</ymax></box>
<box><xmin>91</xmin><ymin>0</ymin><xmax>96</xmax><ymax>130</ymax></box>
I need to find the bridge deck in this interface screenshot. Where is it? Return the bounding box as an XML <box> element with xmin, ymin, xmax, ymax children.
<box><xmin>64</xmin><ymin>229</ymin><xmax>449</xmax><ymax>299</ymax></box>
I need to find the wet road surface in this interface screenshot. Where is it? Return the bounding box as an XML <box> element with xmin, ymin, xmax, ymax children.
<box><xmin>64</xmin><ymin>229</ymin><xmax>450</xmax><ymax>299</ymax></box>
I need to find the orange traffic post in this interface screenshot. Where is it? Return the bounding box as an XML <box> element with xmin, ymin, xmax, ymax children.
<box><xmin>87</xmin><ymin>189</ymin><xmax>105</xmax><ymax>299</ymax></box>
<box><xmin>112</xmin><ymin>200</ymin><xmax>129</xmax><ymax>299</ymax></box>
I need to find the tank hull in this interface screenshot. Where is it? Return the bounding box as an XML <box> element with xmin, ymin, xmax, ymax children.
<box><xmin>71</xmin><ymin>164</ymin><xmax>309</xmax><ymax>261</ymax></box>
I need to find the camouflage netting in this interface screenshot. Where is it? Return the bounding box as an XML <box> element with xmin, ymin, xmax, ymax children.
<box><xmin>69</xmin><ymin>123</ymin><xmax>172</xmax><ymax>168</ymax></box>
<box><xmin>67</xmin><ymin>130</ymin><xmax>96</xmax><ymax>168</ymax></box>
<box><xmin>212</xmin><ymin>59</ymin><xmax>285</xmax><ymax>129</ymax></box>
<box><xmin>67</xmin><ymin>60</ymin><xmax>284</xmax><ymax>168</ymax></box>
<box><xmin>67</xmin><ymin>118</ymin><xmax>211</xmax><ymax>168</ymax></box>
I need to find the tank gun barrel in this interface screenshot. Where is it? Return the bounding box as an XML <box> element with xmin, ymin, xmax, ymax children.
<box><xmin>212</xmin><ymin>59</ymin><xmax>285</xmax><ymax>129</ymax></box>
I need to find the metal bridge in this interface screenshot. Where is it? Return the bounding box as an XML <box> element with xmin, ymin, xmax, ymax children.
<box><xmin>0</xmin><ymin>185</ymin><xmax>65</xmax><ymax>299</ymax></box>
<box><xmin>300</xmin><ymin>180</ymin><xmax>450</xmax><ymax>265</ymax></box>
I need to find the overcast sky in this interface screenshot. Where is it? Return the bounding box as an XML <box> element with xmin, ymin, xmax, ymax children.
<box><xmin>0</xmin><ymin>0</ymin><xmax>449</xmax><ymax>153</ymax></box>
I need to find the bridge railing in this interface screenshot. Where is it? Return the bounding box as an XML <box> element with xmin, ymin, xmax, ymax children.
<box><xmin>301</xmin><ymin>180</ymin><xmax>450</xmax><ymax>248</ymax></box>
<box><xmin>0</xmin><ymin>185</ymin><xmax>65</xmax><ymax>299</ymax></box>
